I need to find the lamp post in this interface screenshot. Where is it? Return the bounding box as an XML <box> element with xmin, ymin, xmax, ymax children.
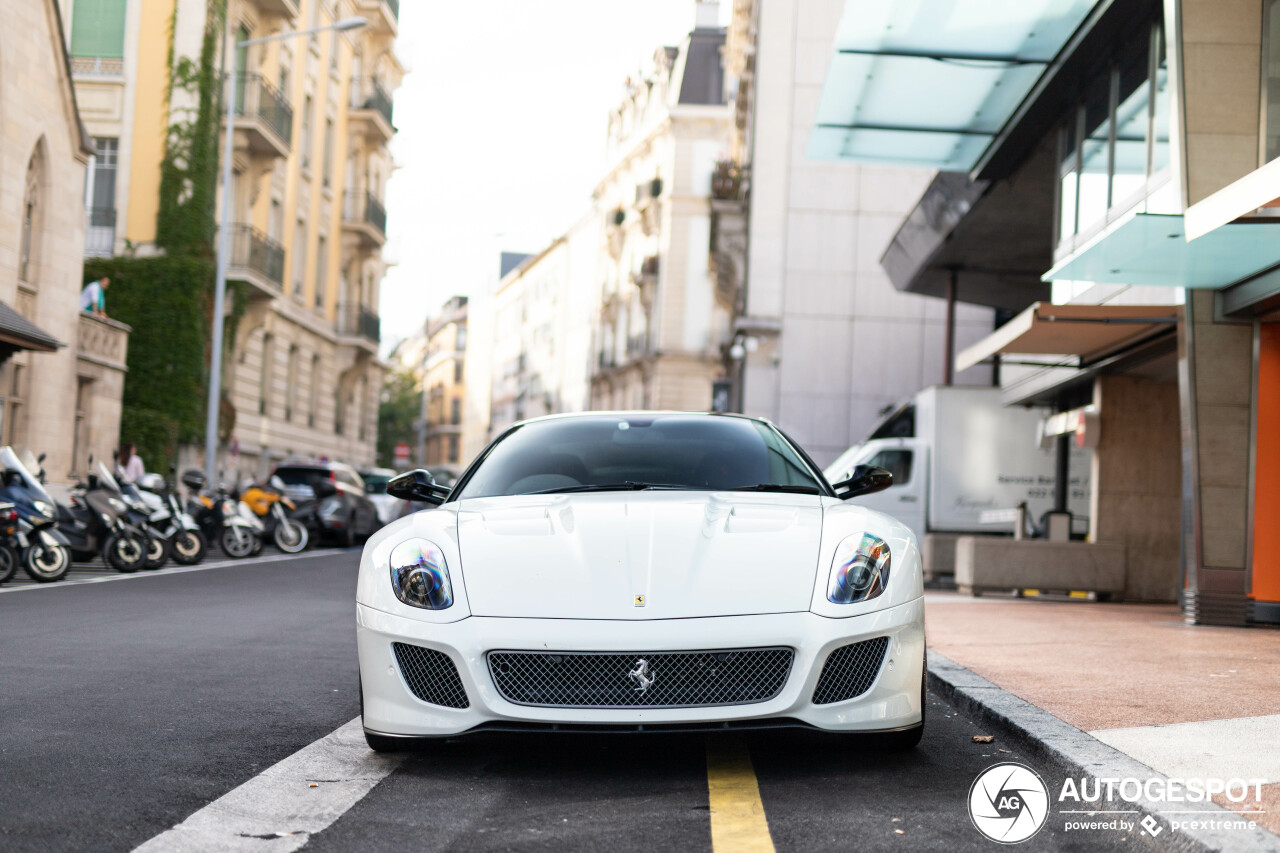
<box><xmin>204</xmin><ymin>16</ymin><xmax>367</xmax><ymax>485</ymax></box>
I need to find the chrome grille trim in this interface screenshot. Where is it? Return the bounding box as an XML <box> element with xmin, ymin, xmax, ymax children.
<box><xmin>488</xmin><ymin>647</ymin><xmax>794</xmax><ymax>709</ymax></box>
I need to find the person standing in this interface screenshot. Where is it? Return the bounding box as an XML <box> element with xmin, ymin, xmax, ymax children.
<box><xmin>116</xmin><ymin>441</ymin><xmax>145</xmax><ymax>483</ymax></box>
<box><xmin>79</xmin><ymin>276</ymin><xmax>110</xmax><ymax>318</ymax></box>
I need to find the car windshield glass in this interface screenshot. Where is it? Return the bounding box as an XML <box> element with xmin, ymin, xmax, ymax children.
<box><xmin>456</xmin><ymin>415</ymin><xmax>824</xmax><ymax>499</ymax></box>
<box><xmin>363</xmin><ymin>474</ymin><xmax>391</xmax><ymax>492</ymax></box>
<box><xmin>274</xmin><ymin>467</ymin><xmax>326</xmax><ymax>488</ymax></box>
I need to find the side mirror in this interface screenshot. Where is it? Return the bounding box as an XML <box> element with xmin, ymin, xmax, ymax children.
<box><xmin>833</xmin><ymin>465</ymin><xmax>893</xmax><ymax>500</ymax></box>
<box><xmin>386</xmin><ymin>468</ymin><xmax>450</xmax><ymax>506</ymax></box>
<box><xmin>313</xmin><ymin>479</ymin><xmax>338</xmax><ymax>499</ymax></box>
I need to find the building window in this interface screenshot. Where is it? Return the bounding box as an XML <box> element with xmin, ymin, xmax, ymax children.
<box><xmin>292</xmin><ymin>218</ymin><xmax>307</xmax><ymax>297</ymax></box>
<box><xmin>259</xmin><ymin>333</ymin><xmax>273</xmax><ymax>415</ymax></box>
<box><xmin>448</xmin><ymin>435</ymin><xmax>459</xmax><ymax>464</ymax></box>
<box><xmin>450</xmin><ymin>398</ymin><xmax>461</xmax><ymax>425</ymax></box>
<box><xmin>86</xmin><ymin>137</ymin><xmax>118</xmax><ymax>257</ymax></box>
<box><xmin>1056</xmin><ymin>20</ymin><xmax>1169</xmax><ymax>251</ymax></box>
<box><xmin>286</xmin><ymin>345</ymin><xmax>299</xmax><ymax>421</ymax></box>
<box><xmin>454</xmin><ymin>361</ymin><xmax>463</xmax><ymax>384</ymax></box>
<box><xmin>315</xmin><ymin>235</ymin><xmax>327</xmax><ymax>308</ymax></box>
<box><xmin>323</xmin><ymin>118</ymin><xmax>334</xmax><ymax>188</ymax></box>
<box><xmin>309</xmin><ymin>354</ymin><xmax>320</xmax><ymax>427</ymax></box>
<box><xmin>70</xmin><ymin>0</ymin><xmax>127</xmax><ymax>59</ymax></box>
<box><xmin>20</xmin><ymin>151</ymin><xmax>41</xmax><ymax>285</ymax></box>
<box><xmin>357</xmin><ymin>377</ymin><xmax>367</xmax><ymax>441</ymax></box>
<box><xmin>302</xmin><ymin>95</ymin><xmax>314</xmax><ymax>170</ymax></box>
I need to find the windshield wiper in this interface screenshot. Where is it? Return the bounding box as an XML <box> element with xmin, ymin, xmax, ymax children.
<box><xmin>730</xmin><ymin>484</ymin><xmax>822</xmax><ymax>494</ymax></box>
<box><xmin>528</xmin><ymin>481</ymin><xmax>696</xmax><ymax>495</ymax></box>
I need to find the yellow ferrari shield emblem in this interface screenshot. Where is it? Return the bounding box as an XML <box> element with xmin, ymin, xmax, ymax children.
<box><xmin>634</xmin><ymin>594</ymin><xmax>646</xmax><ymax>607</ymax></box>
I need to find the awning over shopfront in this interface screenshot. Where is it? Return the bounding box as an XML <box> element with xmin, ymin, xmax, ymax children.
<box><xmin>1044</xmin><ymin>214</ymin><xmax>1280</xmax><ymax>288</ymax></box>
<box><xmin>0</xmin><ymin>301</ymin><xmax>63</xmax><ymax>359</ymax></box>
<box><xmin>956</xmin><ymin>301</ymin><xmax>1179</xmax><ymax>372</ymax></box>
<box><xmin>809</xmin><ymin>0</ymin><xmax>1102</xmax><ymax>170</ymax></box>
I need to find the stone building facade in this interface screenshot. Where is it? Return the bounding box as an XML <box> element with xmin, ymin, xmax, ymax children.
<box><xmin>1</xmin><ymin>0</ymin><xmax>129</xmax><ymax>482</ymax></box>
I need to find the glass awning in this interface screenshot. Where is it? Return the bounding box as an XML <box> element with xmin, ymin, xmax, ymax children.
<box><xmin>1044</xmin><ymin>214</ymin><xmax>1280</xmax><ymax>288</ymax></box>
<box><xmin>809</xmin><ymin>0</ymin><xmax>1102</xmax><ymax>170</ymax></box>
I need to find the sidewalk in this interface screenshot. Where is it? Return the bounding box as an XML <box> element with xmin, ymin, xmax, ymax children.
<box><xmin>925</xmin><ymin>592</ymin><xmax>1280</xmax><ymax>836</ymax></box>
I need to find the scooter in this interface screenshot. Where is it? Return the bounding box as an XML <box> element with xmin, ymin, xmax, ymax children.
<box><xmin>0</xmin><ymin>502</ymin><xmax>21</xmax><ymax>584</ymax></box>
<box><xmin>182</xmin><ymin>469</ymin><xmax>262</xmax><ymax>559</ymax></box>
<box><xmin>136</xmin><ymin>473</ymin><xmax>207</xmax><ymax>565</ymax></box>
<box><xmin>57</xmin><ymin>461</ymin><xmax>149</xmax><ymax>573</ymax></box>
<box><xmin>240</xmin><ymin>475</ymin><xmax>309</xmax><ymax>553</ymax></box>
<box><xmin>0</xmin><ymin>447</ymin><xmax>72</xmax><ymax>582</ymax></box>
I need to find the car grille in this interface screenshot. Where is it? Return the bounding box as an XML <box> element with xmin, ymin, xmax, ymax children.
<box><xmin>488</xmin><ymin>648</ymin><xmax>794</xmax><ymax>709</ymax></box>
<box><xmin>811</xmin><ymin>636</ymin><xmax>890</xmax><ymax>705</ymax></box>
<box><xmin>392</xmin><ymin>642</ymin><xmax>470</xmax><ymax>709</ymax></box>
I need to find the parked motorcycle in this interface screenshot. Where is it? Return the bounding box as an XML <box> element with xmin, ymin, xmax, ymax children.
<box><xmin>0</xmin><ymin>502</ymin><xmax>21</xmax><ymax>584</ymax></box>
<box><xmin>136</xmin><ymin>473</ymin><xmax>207</xmax><ymax>565</ymax></box>
<box><xmin>0</xmin><ymin>448</ymin><xmax>73</xmax><ymax>582</ymax></box>
<box><xmin>182</xmin><ymin>469</ymin><xmax>262</xmax><ymax>559</ymax></box>
<box><xmin>58</xmin><ymin>461</ymin><xmax>149</xmax><ymax>573</ymax></box>
<box><xmin>240</xmin><ymin>476</ymin><xmax>309</xmax><ymax>553</ymax></box>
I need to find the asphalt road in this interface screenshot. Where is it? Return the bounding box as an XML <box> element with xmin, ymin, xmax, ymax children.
<box><xmin>1</xmin><ymin>551</ymin><xmax>1162</xmax><ymax>852</ymax></box>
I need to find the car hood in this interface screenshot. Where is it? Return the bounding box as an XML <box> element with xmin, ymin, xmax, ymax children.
<box><xmin>455</xmin><ymin>491</ymin><xmax>823</xmax><ymax>619</ymax></box>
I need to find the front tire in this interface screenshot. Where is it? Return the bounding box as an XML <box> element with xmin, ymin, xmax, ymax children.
<box><xmin>220</xmin><ymin>525</ymin><xmax>258</xmax><ymax>559</ymax></box>
<box><xmin>870</xmin><ymin>648</ymin><xmax>926</xmax><ymax>751</ymax></box>
<box><xmin>142</xmin><ymin>534</ymin><xmax>170</xmax><ymax>570</ymax></box>
<box><xmin>22</xmin><ymin>541</ymin><xmax>70</xmax><ymax>582</ymax></box>
<box><xmin>0</xmin><ymin>544</ymin><xmax>16</xmax><ymax>584</ymax></box>
<box><xmin>105</xmin><ymin>532</ymin><xmax>147</xmax><ymax>573</ymax></box>
<box><xmin>171</xmin><ymin>529</ymin><xmax>207</xmax><ymax>565</ymax></box>
<box><xmin>273</xmin><ymin>519</ymin><xmax>309</xmax><ymax>553</ymax></box>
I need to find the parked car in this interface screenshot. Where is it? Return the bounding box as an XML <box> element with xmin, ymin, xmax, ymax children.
<box><xmin>359</xmin><ymin>467</ymin><xmax>402</xmax><ymax>526</ymax></box>
<box><xmin>273</xmin><ymin>461</ymin><xmax>380</xmax><ymax>547</ymax></box>
<box><xmin>356</xmin><ymin>412</ymin><xmax>921</xmax><ymax>752</ymax></box>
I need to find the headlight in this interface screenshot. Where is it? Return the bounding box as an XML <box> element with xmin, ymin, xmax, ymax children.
<box><xmin>32</xmin><ymin>501</ymin><xmax>52</xmax><ymax>518</ymax></box>
<box><xmin>827</xmin><ymin>533</ymin><xmax>891</xmax><ymax>604</ymax></box>
<box><xmin>389</xmin><ymin>539</ymin><xmax>453</xmax><ymax>610</ymax></box>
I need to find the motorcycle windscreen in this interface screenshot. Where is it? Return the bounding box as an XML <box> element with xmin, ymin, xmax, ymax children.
<box><xmin>0</xmin><ymin>445</ymin><xmax>55</xmax><ymax>505</ymax></box>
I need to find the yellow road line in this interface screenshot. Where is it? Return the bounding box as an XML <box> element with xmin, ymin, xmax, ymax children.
<box><xmin>706</xmin><ymin>738</ymin><xmax>776</xmax><ymax>853</ymax></box>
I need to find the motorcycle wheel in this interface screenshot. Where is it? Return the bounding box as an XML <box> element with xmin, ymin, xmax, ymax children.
<box><xmin>273</xmin><ymin>519</ymin><xmax>309</xmax><ymax>554</ymax></box>
<box><xmin>220</xmin><ymin>526</ymin><xmax>258</xmax><ymax>559</ymax></box>
<box><xmin>105</xmin><ymin>532</ymin><xmax>147</xmax><ymax>573</ymax></box>
<box><xmin>22</xmin><ymin>541</ymin><xmax>71</xmax><ymax>582</ymax></box>
<box><xmin>171</xmin><ymin>529</ymin><xmax>207</xmax><ymax>565</ymax></box>
<box><xmin>142</xmin><ymin>533</ymin><xmax>170</xmax><ymax>570</ymax></box>
<box><xmin>0</xmin><ymin>545</ymin><xmax>17</xmax><ymax>584</ymax></box>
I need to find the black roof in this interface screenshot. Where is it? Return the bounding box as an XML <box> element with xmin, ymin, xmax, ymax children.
<box><xmin>677</xmin><ymin>27</ymin><xmax>727</xmax><ymax>105</ymax></box>
<box><xmin>0</xmin><ymin>301</ymin><xmax>62</xmax><ymax>353</ymax></box>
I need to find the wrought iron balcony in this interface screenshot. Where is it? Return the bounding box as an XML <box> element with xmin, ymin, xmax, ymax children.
<box><xmin>349</xmin><ymin>78</ymin><xmax>395</xmax><ymax>142</ymax></box>
<box><xmin>232</xmin><ymin>73</ymin><xmax>293</xmax><ymax>155</ymax></box>
<box><xmin>343</xmin><ymin>191</ymin><xmax>388</xmax><ymax>248</ymax></box>
<box><xmin>338</xmin><ymin>302</ymin><xmax>381</xmax><ymax>345</ymax></box>
<box><xmin>226</xmin><ymin>224</ymin><xmax>285</xmax><ymax>297</ymax></box>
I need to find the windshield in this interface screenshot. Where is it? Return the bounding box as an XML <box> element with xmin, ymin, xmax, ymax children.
<box><xmin>273</xmin><ymin>467</ymin><xmax>327</xmax><ymax>489</ymax></box>
<box><xmin>362</xmin><ymin>473</ymin><xmax>392</xmax><ymax>493</ymax></box>
<box><xmin>455</xmin><ymin>415</ymin><xmax>825</xmax><ymax>500</ymax></box>
<box><xmin>96</xmin><ymin>461</ymin><xmax>122</xmax><ymax>494</ymax></box>
<box><xmin>0</xmin><ymin>446</ymin><xmax>53</xmax><ymax>503</ymax></box>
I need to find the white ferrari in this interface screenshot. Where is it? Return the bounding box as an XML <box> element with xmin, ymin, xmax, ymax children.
<box><xmin>357</xmin><ymin>412</ymin><xmax>925</xmax><ymax>751</ymax></box>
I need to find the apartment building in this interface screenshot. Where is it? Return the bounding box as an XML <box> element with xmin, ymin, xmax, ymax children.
<box><xmin>720</xmin><ymin>0</ymin><xmax>995</xmax><ymax>467</ymax></box>
<box><xmin>63</xmin><ymin>0</ymin><xmax>399</xmax><ymax>476</ymax></box>
<box><xmin>0</xmin><ymin>0</ymin><xmax>129</xmax><ymax>481</ymax></box>
<box><xmin>420</xmin><ymin>296</ymin><xmax>467</xmax><ymax>472</ymax></box>
<box><xmin>590</xmin><ymin>3</ymin><xmax>735</xmax><ymax>413</ymax></box>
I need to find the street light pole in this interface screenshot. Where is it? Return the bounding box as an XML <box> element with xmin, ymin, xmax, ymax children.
<box><xmin>203</xmin><ymin>17</ymin><xmax>367</xmax><ymax>486</ymax></box>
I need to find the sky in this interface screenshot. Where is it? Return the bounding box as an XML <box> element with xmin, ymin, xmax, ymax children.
<box><xmin>378</xmin><ymin>0</ymin><xmax>731</xmax><ymax>351</ymax></box>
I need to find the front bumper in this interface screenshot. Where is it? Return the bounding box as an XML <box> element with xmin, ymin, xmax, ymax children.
<box><xmin>357</xmin><ymin>597</ymin><xmax>925</xmax><ymax>737</ymax></box>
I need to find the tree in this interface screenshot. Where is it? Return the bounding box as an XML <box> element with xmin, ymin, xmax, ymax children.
<box><xmin>377</xmin><ymin>369</ymin><xmax>421</xmax><ymax>468</ymax></box>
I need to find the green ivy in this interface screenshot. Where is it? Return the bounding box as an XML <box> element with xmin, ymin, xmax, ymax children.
<box><xmin>84</xmin><ymin>256</ymin><xmax>214</xmax><ymax>474</ymax></box>
<box><xmin>377</xmin><ymin>370</ymin><xmax>421</xmax><ymax>468</ymax></box>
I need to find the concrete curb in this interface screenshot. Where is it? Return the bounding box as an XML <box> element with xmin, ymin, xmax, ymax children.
<box><xmin>927</xmin><ymin>650</ymin><xmax>1279</xmax><ymax>853</ymax></box>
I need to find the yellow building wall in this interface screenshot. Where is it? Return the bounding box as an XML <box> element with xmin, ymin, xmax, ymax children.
<box><xmin>124</xmin><ymin>0</ymin><xmax>176</xmax><ymax>244</ymax></box>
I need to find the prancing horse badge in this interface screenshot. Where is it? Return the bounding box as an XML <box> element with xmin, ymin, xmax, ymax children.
<box><xmin>634</xmin><ymin>594</ymin><xmax>646</xmax><ymax>607</ymax></box>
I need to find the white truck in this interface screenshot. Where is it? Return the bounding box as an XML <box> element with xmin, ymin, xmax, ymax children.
<box><xmin>824</xmin><ymin>386</ymin><xmax>1091</xmax><ymax>576</ymax></box>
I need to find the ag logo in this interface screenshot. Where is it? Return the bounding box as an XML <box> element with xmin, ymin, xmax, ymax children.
<box><xmin>968</xmin><ymin>763</ymin><xmax>1050</xmax><ymax>844</ymax></box>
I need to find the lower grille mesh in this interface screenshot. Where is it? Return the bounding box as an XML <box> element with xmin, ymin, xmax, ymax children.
<box><xmin>811</xmin><ymin>637</ymin><xmax>890</xmax><ymax>705</ymax></box>
<box><xmin>488</xmin><ymin>648</ymin><xmax>794</xmax><ymax>709</ymax></box>
<box><xmin>392</xmin><ymin>642</ymin><xmax>470</xmax><ymax>709</ymax></box>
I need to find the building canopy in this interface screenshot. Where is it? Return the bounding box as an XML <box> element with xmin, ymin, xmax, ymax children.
<box><xmin>809</xmin><ymin>0</ymin><xmax>1101</xmax><ymax>170</ymax></box>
